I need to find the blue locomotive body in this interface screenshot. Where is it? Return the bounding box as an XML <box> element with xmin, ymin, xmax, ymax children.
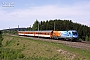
<box><xmin>57</xmin><ymin>30</ymin><xmax>78</xmax><ymax>40</ymax></box>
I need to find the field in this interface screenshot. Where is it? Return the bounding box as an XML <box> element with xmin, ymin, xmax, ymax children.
<box><xmin>1</xmin><ymin>35</ymin><xmax>90</xmax><ymax>60</ymax></box>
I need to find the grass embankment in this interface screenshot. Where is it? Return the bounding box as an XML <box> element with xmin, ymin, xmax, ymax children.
<box><xmin>1</xmin><ymin>35</ymin><xmax>90</xmax><ymax>60</ymax></box>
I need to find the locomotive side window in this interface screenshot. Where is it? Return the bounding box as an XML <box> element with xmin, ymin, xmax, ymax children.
<box><xmin>69</xmin><ymin>32</ymin><xmax>71</xmax><ymax>34</ymax></box>
<box><xmin>68</xmin><ymin>32</ymin><xmax>71</xmax><ymax>36</ymax></box>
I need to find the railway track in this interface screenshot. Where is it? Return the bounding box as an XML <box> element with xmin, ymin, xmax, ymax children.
<box><xmin>81</xmin><ymin>41</ymin><xmax>90</xmax><ymax>44</ymax></box>
<box><xmin>11</xmin><ymin>35</ymin><xmax>90</xmax><ymax>50</ymax></box>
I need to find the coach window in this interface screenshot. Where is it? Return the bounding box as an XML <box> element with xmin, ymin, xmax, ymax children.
<box><xmin>48</xmin><ymin>33</ymin><xmax>50</xmax><ymax>35</ymax></box>
<box><xmin>46</xmin><ymin>33</ymin><xmax>49</xmax><ymax>35</ymax></box>
<box><xmin>43</xmin><ymin>33</ymin><xmax>45</xmax><ymax>35</ymax></box>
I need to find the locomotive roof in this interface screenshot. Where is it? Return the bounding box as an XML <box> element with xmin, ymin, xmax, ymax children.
<box><xmin>18</xmin><ymin>30</ymin><xmax>53</xmax><ymax>32</ymax></box>
<box><xmin>18</xmin><ymin>30</ymin><xmax>77</xmax><ymax>32</ymax></box>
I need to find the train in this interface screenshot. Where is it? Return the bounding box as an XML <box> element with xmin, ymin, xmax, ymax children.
<box><xmin>18</xmin><ymin>30</ymin><xmax>78</xmax><ymax>41</ymax></box>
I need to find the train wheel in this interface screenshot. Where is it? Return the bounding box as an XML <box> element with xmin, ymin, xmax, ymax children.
<box><xmin>71</xmin><ymin>38</ymin><xmax>77</xmax><ymax>42</ymax></box>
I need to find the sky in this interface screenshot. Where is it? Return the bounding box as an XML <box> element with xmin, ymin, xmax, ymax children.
<box><xmin>0</xmin><ymin>0</ymin><xmax>90</xmax><ymax>30</ymax></box>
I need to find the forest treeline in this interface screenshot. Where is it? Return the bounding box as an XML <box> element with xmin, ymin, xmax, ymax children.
<box><xmin>31</xmin><ymin>19</ymin><xmax>90</xmax><ymax>41</ymax></box>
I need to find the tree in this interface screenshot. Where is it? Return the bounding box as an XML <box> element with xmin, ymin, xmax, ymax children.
<box><xmin>32</xmin><ymin>19</ymin><xmax>39</xmax><ymax>30</ymax></box>
<box><xmin>0</xmin><ymin>31</ymin><xmax>3</xmax><ymax>47</ymax></box>
<box><xmin>85</xmin><ymin>35</ymin><xmax>89</xmax><ymax>41</ymax></box>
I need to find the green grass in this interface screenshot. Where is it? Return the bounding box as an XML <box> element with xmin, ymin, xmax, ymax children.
<box><xmin>0</xmin><ymin>48</ymin><xmax>24</xmax><ymax>60</ymax></box>
<box><xmin>1</xmin><ymin>35</ymin><xmax>90</xmax><ymax>60</ymax></box>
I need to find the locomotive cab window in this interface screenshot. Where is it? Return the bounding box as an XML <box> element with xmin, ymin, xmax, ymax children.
<box><xmin>72</xmin><ymin>32</ymin><xmax>77</xmax><ymax>35</ymax></box>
